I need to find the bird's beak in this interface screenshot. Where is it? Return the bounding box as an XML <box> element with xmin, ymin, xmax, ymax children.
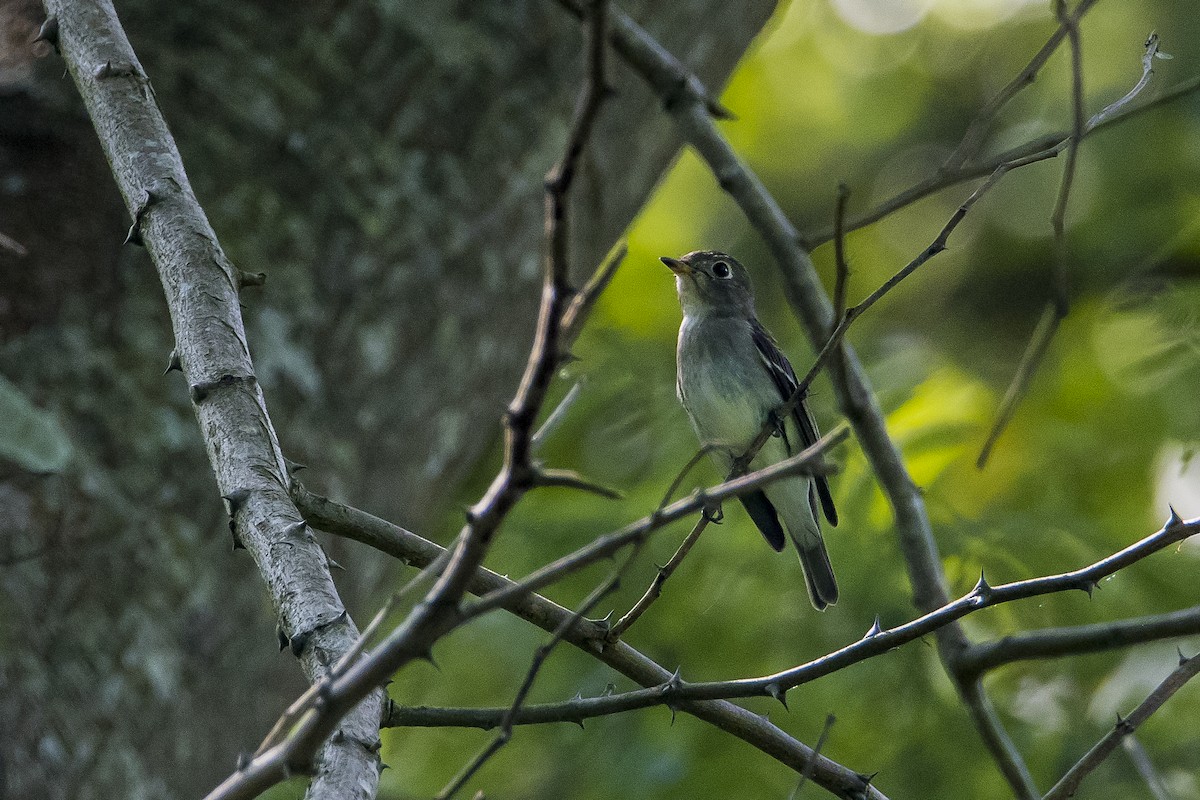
<box><xmin>660</xmin><ymin>256</ymin><xmax>692</xmax><ymax>276</ymax></box>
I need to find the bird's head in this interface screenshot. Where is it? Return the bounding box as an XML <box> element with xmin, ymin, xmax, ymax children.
<box><xmin>661</xmin><ymin>250</ymin><xmax>755</xmax><ymax>318</ymax></box>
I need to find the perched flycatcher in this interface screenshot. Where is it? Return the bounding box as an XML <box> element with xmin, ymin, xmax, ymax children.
<box><xmin>663</xmin><ymin>250</ymin><xmax>839</xmax><ymax>609</ymax></box>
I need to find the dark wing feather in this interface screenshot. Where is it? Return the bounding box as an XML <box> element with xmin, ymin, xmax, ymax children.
<box><xmin>739</xmin><ymin>492</ymin><xmax>786</xmax><ymax>552</ymax></box>
<box><xmin>749</xmin><ymin>320</ymin><xmax>838</xmax><ymax>527</ymax></box>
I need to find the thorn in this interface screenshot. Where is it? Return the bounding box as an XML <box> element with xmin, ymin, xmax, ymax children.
<box><xmin>1166</xmin><ymin>505</ymin><xmax>1183</xmax><ymax>529</ymax></box>
<box><xmin>235</xmin><ymin>751</ymin><xmax>251</xmax><ymax>771</ymax></box>
<box><xmin>764</xmin><ymin>682</ymin><xmax>789</xmax><ymax>710</ymax></box>
<box><xmin>283</xmin><ymin>457</ymin><xmax>307</xmax><ymax>475</ymax></box>
<box><xmin>971</xmin><ymin>570</ymin><xmax>992</xmax><ymax>601</ymax></box>
<box><xmin>1115</xmin><ymin>712</ymin><xmax>1133</xmax><ymax>734</ymax></box>
<box><xmin>701</xmin><ymin>501</ymin><xmax>723</xmax><ymax>524</ymax></box>
<box><xmin>123</xmin><ymin>188</ymin><xmax>161</xmax><ymax>246</ymax></box>
<box><xmin>277</xmin><ymin>625</ymin><xmax>289</xmax><ymax>652</ymax></box>
<box><xmin>190</xmin><ymin>373</ymin><xmax>255</xmax><ymax>403</ymax></box>
<box><xmin>237</xmin><ymin>270</ymin><xmax>267</xmax><ymax>289</ymax></box>
<box><xmin>283</xmin><ymin>519</ymin><xmax>308</xmax><ymax>538</ymax></box>
<box><xmin>33</xmin><ymin>16</ymin><xmax>59</xmax><ymax>54</ymax></box>
<box><xmin>163</xmin><ymin>350</ymin><xmax>182</xmax><ymax>374</ymax></box>
<box><xmin>863</xmin><ymin>615</ymin><xmax>882</xmax><ymax>639</ymax></box>
<box><xmin>705</xmin><ymin>97</ymin><xmax>737</xmax><ymax>120</ymax></box>
<box><xmin>327</xmin><ymin>555</ymin><xmax>344</xmax><ymax>571</ymax></box>
<box><xmin>766</xmin><ymin>408</ymin><xmax>787</xmax><ymax>438</ymax></box>
<box><xmin>1077</xmin><ymin>578</ymin><xmax>1097</xmax><ymax>598</ymax></box>
<box><xmin>123</xmin><ymin>220</ymin><xmax>143</xmax><ymax>247</ymax></box>
<box><xmin>289</xmin><ymin>628</ymin><xmax>311</xmax><ymax>658</ymax></box>
<box><xmin>667</xmin><ymin>665</ymin><xmax>683</xmax><ymax>687</ymax></box>
<box><xmin>419</xmin><ymin>648</ymin><xmax>439</xmax><ymax>670</ymax></box>
<box><xmin>222</xmin><ymin>488</ymin><xmax>253</xmax><ymax>515</ymax></box>
<box><xmin>94</xmin><ymin>60</ymin><xmax>137</xmax><ymax>79</ymax></box>
<box><xmin>859</xmin><ymin>771</ymin><xmax>880</xmax><ymax>788</ymax></box>
<box><xmin>1179</xmin><ymin>647</ymin><xmax>1193</xmax><ymax>666</ymax></box>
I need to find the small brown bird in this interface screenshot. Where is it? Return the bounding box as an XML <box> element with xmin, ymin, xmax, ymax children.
<box><xmin>663</xmin><ymin>250</ymin><xmax>838</xmax><ymax>609</ymax></box>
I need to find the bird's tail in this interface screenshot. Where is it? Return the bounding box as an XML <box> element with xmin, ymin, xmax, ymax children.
<box><xmin>772</xmin><ymin>479</ymin><xmax>839</xmax><ymax>610</ymax></box>
<box><xmin>795</xmin><ymin>533</ymin><xmax>838</xmax><ymax>611</ymax></box>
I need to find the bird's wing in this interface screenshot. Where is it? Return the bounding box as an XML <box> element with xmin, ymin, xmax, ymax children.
<box><xmin>739</xmin><ymin>492</ymin><xmax>786</xmax><ymax>552</ymax></box>
<box><xmin>749</xmin><ymin>320</ymin><xmax>838</xmax><ymax>527</ymax></box>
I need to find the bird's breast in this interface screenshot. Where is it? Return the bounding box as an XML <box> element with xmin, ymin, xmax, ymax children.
<box><xmin>677</xmin><ymin>316</ymin><xmax>773</xmax><ymax>451</ymax></box>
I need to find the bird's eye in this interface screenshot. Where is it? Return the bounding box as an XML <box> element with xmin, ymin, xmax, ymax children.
<box><xmin>712</xmin><ymin>261</ymin><xmax>731</xmax><ymax>279</ymax></box>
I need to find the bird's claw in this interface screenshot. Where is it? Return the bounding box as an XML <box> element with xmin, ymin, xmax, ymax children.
<box><xmin>766</xmin><ymin>409</ymin><xmax>785</xmax><ymax>438</ymax></box>
<box><xmin>702</xmin><ymin>502</ymin><xmax>724</xmax><ymax>524</ymax></box>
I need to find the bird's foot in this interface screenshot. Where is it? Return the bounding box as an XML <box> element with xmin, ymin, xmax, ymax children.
<box><xmin>766</xmin><ymin>409</ymin><xmax>786</xmax><ymax>438</ymax></box>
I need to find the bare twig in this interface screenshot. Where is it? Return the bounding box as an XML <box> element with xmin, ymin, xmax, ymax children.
<box><xmin>534</xmin><ymin>467</ymin><xmax>622</xmax><ymax>499</ymax></box>
<box><xmin>792</xmin><ymin>714</ymin><xmax>837</xmax><ymax>799</ymax></box>
<box><xmin>464</xmin><ymin>427</ymin><xmax>847</xmax><ymax>622</ymax></box>
<box><xmin>1122</xmin><ymin>735</ymin><xmax>1174</xmax><ymax>800</ymax></box>
<box><xmin>976</xmin><ymin>306</ymin><xmax>1062</xmax><ymax>468</ymax></box>
<box><xmin>942</xmin><ymin>0</ymin><xmax>1100</xmax><ymax>170</ymax></box>
<box><xmin>1043</xmin><ymin>650</ymin><xmax>1200</xmax><ymax>800</ymax></box>
<box><xmin>977</xmin><ymin>30</ymin><xmax>1166</xmax><ymax>468</ymax></box>
<box><xmin>0</xmin><ymin>230</ymin><xmax>28</xmax><ymax>257</ymax></box>
<box><xmin>436</xmin><ymin>527</ymin><xmax>636</xmax><ymax>799</ymax></box>
<box><xmin>1089</xmin><ymin>32</ymin><xmax>1165</xmax><ymax>128</ymax></box>
<box><xmin>531</xmin><ymin>381</ymin><xmax>584</xmax><ymax>452</ymax></box>
<box><xmin>608</xmin><ymin>515</ymin><xmax>706</xmax><ymax>639</ymax></box>
<box><xmin>831</xmin><ymin>182</ymin><xmax>851</xmax><ymax>327</ymax></box>
<box><xmin>606</xmin><ymin>444</ymin><xmax>721</xmax><ymax>639</ymax></box>
<box><xmin>958</xmin><ymin>604</ymin><xmax>1200</xmax><ymax>678</ymax></box>
<box><xmin>1050</xmin><ymin>0</ymin><xmax>1085</xmax><ymax>313</ymax></box>
<box><xmin>560</xmin><ymin>240</ymin><xmax>628</xmax><ymax>348</ymax></box>
<box><xmin>804</xmin><ymin>70</ymin><xmax>1200</xmax><ymax>249</ymax></box>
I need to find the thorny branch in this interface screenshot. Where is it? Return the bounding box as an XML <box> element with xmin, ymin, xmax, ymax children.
<box><xmin>958</xmin><ymin>604</ymin><xmax>1200</xmax><ymax>679</ymax></box>
<box><xmin>380</xmin><ymin>514</ymin><xmax>1198</xmax><ymax>724</ymax></box>
<box><xmin>976</xmin><ymin>29</ymin><xmax>1170</xmax><ymax>467</ymax></box>
<box><xmin>296</xmin><ymin>483</ymin><xmax>888</xmax><ymax>800</ymax></box>
<box><xmin>1043</xmin><ymin>649</ymin><xmax>1200</xmax><ymax>800</ymax></box>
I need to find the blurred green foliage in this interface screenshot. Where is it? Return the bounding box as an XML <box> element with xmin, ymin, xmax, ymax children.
<box><xmin>290</xmin><ymin>1</ymin><xmax>1200</xmax><ymax>798</ymax></box>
